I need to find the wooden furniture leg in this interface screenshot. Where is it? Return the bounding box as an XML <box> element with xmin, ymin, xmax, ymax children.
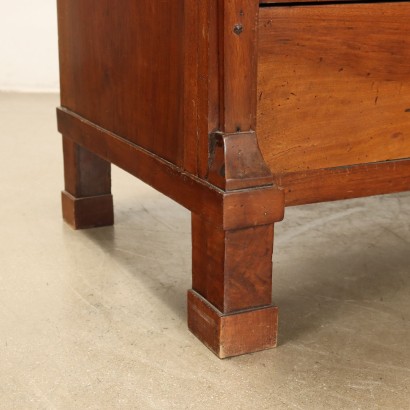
<box><xmin>189</xmin><ymin>217</ymin><xmax>278</xmax><ymax>358</ymax></box>
<box><xmin>188</xmin><ymin>183</ymin><xmax>284</xmax><ymax>358</ymax></box>
<box><xmin>61</xmin><ymin>136</ymin><xmax>114</xmax><ymax>229</ymax></box>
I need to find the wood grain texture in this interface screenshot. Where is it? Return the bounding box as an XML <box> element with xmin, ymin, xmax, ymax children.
<box><xmin>223</xmin><ymin>187</ymin><xmax>285</xmax><ymax>229</ymax></box>
<box><xmin>57</xmin><ymin>0</ymin><xmax>198</xmax><ymax>172</ymax></box>
<box><xmin>61</xmin><ymin>191</ymin><xmax>114</xmax><ymax>229</ymax></box>
<box><xmin>207</xmin><ymin>131</ymin><xmax>274</xmax><ymax>190</ymax></box>
<box><xmin>260</xmin><ymin>0</ymin><xmax>359</xmax><ymax>3</ymax></box>
<box><xmin>196</xmin><ymin>0</ymin><xmax>260</xmax><ymax>137</ymax></box>
<box><xmin>62</xmin><ymin>137</ymin><xmax>111</xmax><ymax>198</ymax></box>
<box><xmin>57</xmin><ymin>108</ymin><xmax>285</xmax><ymax>230</ymax></box>
<box><xmin>196</xmin><ymin>0</ymin><xmax>278</xmax><ymax>195</ymax></box>
<box><xmin>257</xmin><ymin>3</ymin><xmax>410</xmax><ymax>174</ymax></box>
<box><xmin>278</xmin><ymin>159</ymin><xmax>410</xmax><ymax>206</ymax></box>
<box><xmin>62</xmin><ymin>136</ymin><xmax>113</xmax><ymax>228</ymax></box>
<box><xmin>188</xmin><ymin>290</ymin><xmax>278</xmax><ymax>358</ymax></box>
<box><xmin>218</xmin><ymin>0</ymin><xmax>260</xmax><ymax>132</ymax></box>
<box><xmin>57</xmin><ymin>0</ymin><xmax>410</xmax><ymax>358</ymax></box>
<box><xmin>192</xmin><ymin>214</ymin><xmax>275</xmax><ymax>314</ymax></box>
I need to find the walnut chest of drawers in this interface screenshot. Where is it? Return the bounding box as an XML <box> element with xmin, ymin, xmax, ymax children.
<box><xmin>57</xmin><ymin>0</ymin><xmax>410</xmax><ymax>357</ymax></box>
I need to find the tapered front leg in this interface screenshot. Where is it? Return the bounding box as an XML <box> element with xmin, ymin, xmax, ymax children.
<box><xmin>188</xmin><ymin>188</ymin><xmax>284</xmax><ymax>358</ymax></box>
<box><xmin>61</xmin><ymin>136</ymin><xmax>114</xmax><ymax>229</ymax></box>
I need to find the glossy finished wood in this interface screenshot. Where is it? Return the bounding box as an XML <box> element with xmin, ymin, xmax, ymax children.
<box><xmin>61</xmin><ymin>137</ymin><xmax>113</xmax><ymax>229</ymax></box>
<box><xmin>192</xmin><ymin>214</ymin><xmax>275</xmax><ymax>314</ymax></box>
<box><xmin>57</xmin><ymin>0</ymin><xmax>199</xmax><ymax>171</ymax></box>
<box><xmin>257</xmin><ymin>3</ymin><xmax>410</xmax><ymax>175</ymax></box>
<box><xmin>261</xmin><ymin>0</ymin><xmax>359</xmax><ymax>3</ymax></box>
<box><xmin>57</xmin><ymin>108</ymin><xmax>285</xmax><ymax>230</ymax></box>
<box><xmin>279</xmin><ymin>160</ymin><xmax>410</xmax><ymax>206</ymax></box>
<box><xmin>57</xmin><ymin>0</ymin><xmax>410</xmax><ymax>357</ymax></box>
<box><xmin>61</xmin><ymin>191</ymin><xmax>114</xmax><ymax>230</ymax></box>
<box><xmin>188</xmin><ymin>290</ymin><xmax>278</xmax><ymax>358</ymax></box>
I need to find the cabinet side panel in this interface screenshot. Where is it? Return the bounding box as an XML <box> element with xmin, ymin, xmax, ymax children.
<box><xmin>57</xmin><ymin>0</ymin><xmax>192</xmax><ymax>167</ymax></box>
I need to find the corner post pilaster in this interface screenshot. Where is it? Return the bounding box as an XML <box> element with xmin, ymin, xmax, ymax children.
<box><xmin>188</xmin><ymin>0</ymin><xmax>285</xmax><ymax>357</ymax></box>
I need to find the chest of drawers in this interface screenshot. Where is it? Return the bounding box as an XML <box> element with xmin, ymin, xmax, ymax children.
<box><xmin>57</xmin><ymin>0</ymin><xmax>410</xmax><ymax>358</ymax></box>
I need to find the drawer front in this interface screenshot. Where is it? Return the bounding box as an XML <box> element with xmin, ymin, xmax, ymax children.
<box><xmin>257</xmin><ymin>3</ymin><xmax>410</xmax><ymax>174</ymax></box>
<box><xmin>260</xmin><ymin>0</ymin><xmax>359</xmax><ymax>3</ymax></box>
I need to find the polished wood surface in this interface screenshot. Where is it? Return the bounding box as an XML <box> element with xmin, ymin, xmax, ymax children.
<box><xmin>63</xmin><ymin>137</ymin><xmax>111</xmax><ymax>198</ymax></box>
<box><xmin>257</xmin><ymin>3</ymin><xmax>410</xmax><ymax>175</ymax></box>
<box><xmin>57</xmin><ymin>0</ymin><xmax>198</xmax><ymax>171</ymax></box>
<box><xmin>57</xmin><ymin>0</ymin><xmax>410</xmax><ymax>358</ymax></box>
<box><xmin>261</xmin><ymin>0</ymin><xmax>359</xmax><ymax>3</ymax></box>
<box><xmin>192</xmin><ymin>214</ymin><xmax>274</xmax><ymax>313</ymax></box>
<box><xmin>57</xmin><ymin>108</ymin><xmax>285</xmax><ymax>230</ymax></box>
<box><xmin>188</xmin><ymin>290</ymin><xmax>278</xmax><ymax>358</ymax></box>
<box><xmin>279</xmin><ymin>159</ymin><xmax>410</xmax><ymax>206</ymax></box>
<box><xmin>62</xmin><ymin>137</ymin><xmax>113</xmax><ymax>229</ymax></box>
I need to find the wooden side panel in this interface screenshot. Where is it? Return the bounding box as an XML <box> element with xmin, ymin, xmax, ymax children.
<box><xmin>57</xmin><ymin>0</ymin><xmax>198</xmax><ymax>170</ymax></box>
<box><xmin>257</xmin><ymin>3</ymin><xmax>410</xmax><ymax>174</ymax></box>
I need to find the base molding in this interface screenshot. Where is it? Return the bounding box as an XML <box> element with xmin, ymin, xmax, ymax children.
<box><xmin>61</xmin><ymin>191</ymin><xmax>114</xmax><ymax>229</ymax></box>
<box><xmin>277</xmin><ymin>159</ymin><xmax>410</xmax><ymax>206</ymax></box>
<box><xmin>187</xmin><ymin>290</ymin><xmax>278</xmax><ymax>359</ymax></box>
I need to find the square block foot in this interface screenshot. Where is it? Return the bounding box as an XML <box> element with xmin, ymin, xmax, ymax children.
<box><xmin>61</xmin><ymin>191</ymin><xmax>114</xmax><ymax>229</ymax></box>
<box><xmin>187</xmin><ymin>290</ymin><xmax>278</xmax><ymax>359</ymax></box>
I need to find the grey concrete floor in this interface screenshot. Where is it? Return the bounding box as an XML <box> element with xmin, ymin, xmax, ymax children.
<box><xmin>0</xmin><ymin>92</ymin><xmax>409</xmax><ymax>409</ymax></box>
